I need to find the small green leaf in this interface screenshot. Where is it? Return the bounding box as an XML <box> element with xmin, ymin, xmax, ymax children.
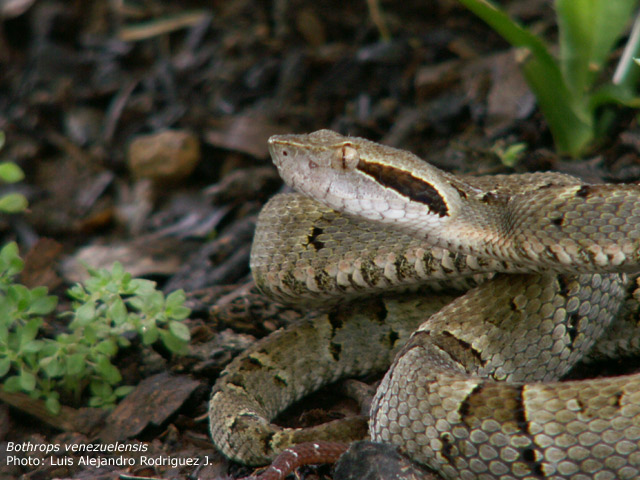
<box><xmin>169</xmin><ymin>305</ymin><xmax>191</xmax><ymax>320</ymax></box>
<box><xmin>0</xmin><ymin>162</ymin><xmax>25</xmax><ymax>183</ymax></box>
<box><xmin>95</xmin><ymin>339</ymin><xmax>117</xmax><ymax>356</ymax></box>
<box><xmin>84</xmin><ymin>324</ymin><xmax>97</xmax><ymax>344</ymax></box>
<box><xmin>166</xmin><ymin>290</ymin><xmax>190</xmax><ymax>320</ymax></box>
<box><xmin>40</xmin><ymin>356</ymin><xmax>63</xmax><ymax>377</ymax></box>
<box><xmin>0</xmin><ymin>325</ymin><xmax>7</xmax><ymax>345</ymax></box>
<box><xmin>95</xmin><ymin>356</ymin><xmax>121</xmax><ymax>384</ymax></box>
<box><xmin>140</xmin><ymin>326</ymin><xmax>159</xmax><ymax>345</ymax></box>
<box><xmin>28</xmin><ymin>294</ymin><xmax>57</xmax><ymax>315</ymax></box>
<box><xmin>108</xmin><ymin>297</ymin><xmax>127</xmax><ymax>324</ymax></box>
<box><xmin>166</xmin><ymin>290</ymin><xmax>186</xmax><ymax>308</ymax></box>
<box><xmin>0</xmin><ymin>193</ymin><xmax>28</xmax><ymax>213</ymax></box>
<box><xmin>8</xmin><ymin>284</ymin><xmax>30</xmax><ymax>309</ymax></box>
<box><xmin>39</xmin><ymin>341</ymin><xmax>59</xmax><ymax>357</ymax></box>
<box><xmin>90</xmin><ymin>378</ymin><xmax>113</xmax><ymax>398</ymax></box>
<box><xmin>21</xmin><ymin>339</ymin><xmax>44</xmax><ymax>354</ymax></box>
<box><xmin>66</xmin><ymin>353</ymin><xmax>86</xmax><ymax>376</ymax></box>
<box><xmin>168</xmin><ymin>321</ymin><xmax>190</xmax><ymax>342</ymax></box>
<box><xmin>129</xmin><ymin>278</ymin><xmax>156</xmax><ymax>295</ymax></box>
<box><xmin>159</xmin><ymin>329</ymin><xmax>187</xmax><ymax>354</ymax></box>
<box><xmin>45</xmin><ymin>395</ymin><xmax>61</xmax><ymax>414</ymax></box>
<box><xmin>111</xmin><ymin>262</ymin><xmax>124</xmax><ymax>279</ymax></box>
<box><xmin>0</xmin><ymin>357</ymin><xmax>11</xmax><ymax>376</ymax></box>
<box><xmin>75</xmin><ymin>302</ymin><xmax>96</xmax><ymax>325</ymax></box>
<box><xmin>127</xmin><ymin>296</ymin><xmax>144</xmax><ymax>311</ymax></box>
<box><xmin>114</xmin><ymin>385</ymin><xmax>134</xmax><ymax>398</ymax></box>
<box><xmin>133</xmin><ymin>291</ymin><xmax>163</xmax><ymax>314</ymax></box>
<box><xmin>20</xmin><ymin>318</ymin><xmax>43</xmax><ymax>346</ymax></box>
<box><xmin>19</xmin><ymin>368</ymin><xmax>36</xmax><ymax>392</ymax></box>
<box><xmin>67</xmin><ymin>284</ymin><xmax>88</xmax><ymax>301</ymax></box>
<box><xmin>0</xmin><ymin>242</ymin><xmax>23</xmax><ymax>277</ymax></box>
<box><xmin>3</xmin><ymin>375</ymin><xmax>21</xmax><ymax>392</ymax></box>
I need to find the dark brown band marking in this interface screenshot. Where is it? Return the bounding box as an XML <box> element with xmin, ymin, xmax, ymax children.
<box><xmin>550</xmin><ymin>214</ymin><xmax>564</xmax><ymax>227</ymax></box>
<box><xmin>576</xmin><ymin>185</ymin><xmax>592</xmax><ymax>198</ymax></box>
<box><xmin>329</xmin><ymin>342</ymin><xmax>341</xmax><ymax>360</ymax></box>
<box><xmin>356</xmin><ymin>160</ymin><xmax>448</xmax><ymax>217</ymax></box>
<box><xmin>306</xmin><ymin>226</ymin><xmax>325</xmax><ymax>250</ymax></box>
<box><xmin>521</xmin><ymin>447</ymin><xmax>545</xmax><ymax>477</ymax></box>
<box><xmin>274</xmin><ymin>374</ymin><xmax>288</xmax><ymax>387</ymax></box>
<box><xmin>514</xmin><ymin>385</ymin><xmax>529</xmax><ymax>434</ymax></box>
<box><xmin>514</xmin><ymin>386</ymin><xmax>545</xmax><ymax>477</ymax></box>
<box><xmin>458</xmin><ymin>383</ymin><xmax>484</xmax><ymax>421</ymax></box>
<box><xmin>567</xmin><ymin>311</ymin><xmax>580</xmax><ymax>346</ymax></box>
<box><xmin>360</xmin><ymin>261</ymin><xmax>382</xmax><ymax>286</ymax></box>
<box><xmin>451</xmin><ymin>184</ymin><xmax>468</xmax><ymax>199</ymax></box>
<box><xmin>433</xmin><ymin>331</ymin><xmax>485</xmax><ymax>368</ymax></box>
<box><xmin>440</xmin><ymin>433</ymin><xmax>455</xmax><ymax>465</ymax></box>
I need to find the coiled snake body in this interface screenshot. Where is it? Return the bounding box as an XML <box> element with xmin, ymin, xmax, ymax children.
<box><xmin>210</xmin><ymin>130</ymin><xmax>640</xmax><ymax>479</ymax></box>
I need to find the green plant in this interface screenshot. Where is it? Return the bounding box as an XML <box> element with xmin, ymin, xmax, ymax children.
<box><xmin>0</xmin><ymin>243</ymin><xmax>191</xmax><ymax>413</ymax></box>
<box><xmin>0</xmin><ymin>132</ymin><xmax>28</xmax><ymax>213</ymax></box>
<box><xmin>491</xmin><ymin>140</ymin><xmax>527</xmax><ymax>167</ymax></box>
<box><xmin>458</xmin><ymin>0</ymin><xmax>640</xmax><ymax>157</ymax></box>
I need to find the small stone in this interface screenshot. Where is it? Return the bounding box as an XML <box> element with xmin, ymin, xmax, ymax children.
<box><xmin>128</xmin><ymin>129</ymin><xmax>200</xmax><ymax>183</ymax></box>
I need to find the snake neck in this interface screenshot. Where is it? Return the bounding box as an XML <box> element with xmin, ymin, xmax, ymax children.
<box><xmin>419</xmin><ymin>174</ymin><xmax>518</xmax><ymax>263</ymax></box>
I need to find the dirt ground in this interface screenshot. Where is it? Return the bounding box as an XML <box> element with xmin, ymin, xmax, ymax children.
<box><xmin>1</xmin><ymin>1</ymin><xmax>640</xmax><ymax>479</ymax></box>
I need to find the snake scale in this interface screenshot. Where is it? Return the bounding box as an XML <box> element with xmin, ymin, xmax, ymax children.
<box><xmin>210</xmin><ymin>129</ymin><xmax>640</xmax><ymax>479</ymax></box>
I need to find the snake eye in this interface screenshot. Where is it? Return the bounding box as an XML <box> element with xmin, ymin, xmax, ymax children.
<box><xmin>340</xmin><ymin>144</ymin><xmax>359</xmax><ymax>170</ymax></box>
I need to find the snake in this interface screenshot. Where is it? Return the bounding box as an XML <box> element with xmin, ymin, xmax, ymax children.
<box><xmin>209</xmin><ymin>129</ymin><xmax>640</xmax><ymax>479</ymax></box>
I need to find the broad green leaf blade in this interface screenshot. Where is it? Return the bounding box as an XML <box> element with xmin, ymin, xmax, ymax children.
<box><xmin>556</xmin><ymin>0</ymin><xmax>638</xmax><ymax>97</ymax></box>
<box><xmin>590</xmin><ymin>83</ymin><xmax>640</xmax><ymax>109</ymax></box>
<box><xmin>520</xmin><ymin>52</ymin><xmax>594</xmax><ymax>156</ymax></box>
